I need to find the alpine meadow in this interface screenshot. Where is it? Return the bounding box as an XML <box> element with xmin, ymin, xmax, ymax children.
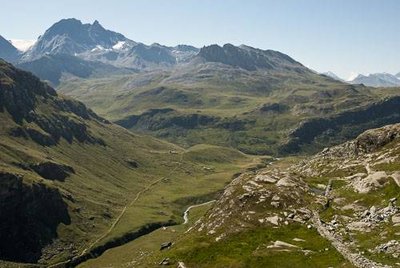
<box><xmin>0</xmin><ymin>1</ymin><xmax>399</xmax><ymax>268</ymax></box>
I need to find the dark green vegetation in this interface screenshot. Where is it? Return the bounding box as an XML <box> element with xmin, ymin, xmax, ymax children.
<box><xmin>0</xmin><ymin>60</ymin><xmax>258</xmax><ymax>265</ymax></box>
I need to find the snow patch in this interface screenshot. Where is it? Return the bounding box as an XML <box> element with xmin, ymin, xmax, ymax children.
<box><xmin>91</xmin><ymin>45</ymin><xmax>111</xmax><ymax>52</ymax></box>
<box><xmin>112</xmin><ymin>41</ymin><xmax>126</xmax><ymax>50</ymax></box>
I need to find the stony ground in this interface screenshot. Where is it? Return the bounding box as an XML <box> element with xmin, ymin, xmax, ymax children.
<box><xmin>162</xmin><ymin>123</ymin><xmax>400</xmax><ymax>267</ymax></box>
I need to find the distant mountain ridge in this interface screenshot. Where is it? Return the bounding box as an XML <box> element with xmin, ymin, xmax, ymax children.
<box><xmin>197</xmin><ymin>44</ymin><xmax>304</xmax><ymax>71</ymax></box>
<box><xmin>349</xmin><ymin>72</ymin><xmax>400</xmax><ymax>87</ymax></box>
<box><xmin>1</xmin><ymin>18</ymin><xmax>320</xmax><ymax>84</ymax></box>
<box><xmin>0</xmin><ymin>35</ymin><xmax>20</xmax><ymax>62</ymax></box>
<box><xmin>321</xmin><ymin>71</ymin><xmax>345</xmax><ymax>82</ymax></box>
<box><xmin>2</xmin><ymin>18</ymin><xmax>399</xmax><ymax>90</ymax></box>
<box><xmin>323</xmin><ymin>71</ymin><xmax>400</xmax><ymax>87</ymax></box>
<box><xmin>21</xmin><ymin>18</ymin><xmax>200</xmax><ymax>71</ymax></box>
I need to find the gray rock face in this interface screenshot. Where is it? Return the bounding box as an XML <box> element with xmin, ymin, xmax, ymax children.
<box><xmin>19</xmin><ymin>18</ymin><xmax>200</xmax><ymax>73</ymax></box>
<box><xmin>392</xmin><ymin>214</ymin><xmax>400</xmax><ymax>225</ymax></box>
<box><xmin>0</xmin><ymin>172</ymin><xmax>70</xmax><ymax>263</ymax></box>
<box><xmin>355</xmin><ymin>123</ymin><xmax>400</xmax><ymax>153</ymax></box>
<box><xmin>30</xmin><ymin>161</ymin><xmax>75</xmax><ymax>181</ymax></box>
<box><xmin>22</xmin><ymin>18</ymin><xmax>128</xmax><ymax>61</ymax></box>
<box><xmin>197</xmin><ymin>44</ymin><xmax>305</xmax><ymax>72</ymax></box>
<box><xmin>374</xmin><ymin>240</ymin><xmax>400</xmax><ymax>257</ymax></box>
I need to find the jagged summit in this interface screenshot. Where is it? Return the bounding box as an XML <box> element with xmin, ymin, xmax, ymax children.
<box><xmin>18</xmin><ymin>18</ymin><xmax>199</xmax><ymax>71</ymax></box>
<box><xmin>22</xmin><ymin>18</ymin><xmax>128</xmax><ymax>61</ymax></box>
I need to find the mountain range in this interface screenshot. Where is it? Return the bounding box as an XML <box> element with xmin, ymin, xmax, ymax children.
<box><xmin>0</xmin><ymin>19</ymin><xmax>399</xmax><ymax>158</ymax></box>
<box><xmin>19</xmin><ymin>19</ymin><xmax>198</xmax><ymax>73</ymax></box>
<box><xmin>350</xmin><ymin>72</ymin><xmax>400</xmax><ymax>87</ymax></box>
<box><xmin>2</xmin><ymin>19</ymin><xmax>399</xmax><ymax>89</ymax></box>
<box><xmin>323</xmin><ymin>71</ymin><xmax>400</xmax><ymax>87</ymax></box>
<box><xmin>5</xmin><ymin>18</ymin><xmax>309</xmax><ymax>86</ymax></box>
<box><xmin>3</xmin><ymin>18</ymin><xmax>396</xmax><ymax>156</ymax></box>
<box><xmin>1</xmin><ymin>18</ymin><xmax>400</xmax><ymax>268</ymax></box>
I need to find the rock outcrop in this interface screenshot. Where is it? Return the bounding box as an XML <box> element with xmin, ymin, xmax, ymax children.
<box><xmin>0</xmin><ymin>172</ymin><xmax>70</xmax><ymax>263</ymax></box>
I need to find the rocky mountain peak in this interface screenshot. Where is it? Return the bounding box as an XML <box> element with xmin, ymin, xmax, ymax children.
<box><xmin>198</xmin><ymin>43</ymin><xmax>304</xmax><ymax>71</ymax></box>
<box><xmin>45</xmin><ymin>18</ymin><xmax>83</xmax><ymax>36</ymax></box>
<box><xmin>92</xmin><ymin>20</ymin><xmax>101</xmax><ymax>27</ymax></box>
<box><xmin>174</xmin><ymin>44</ymin><xmax>199</xmax><ymax>52</ymax></box>
<box><xmin>22</xmin><ymin>18</ymin><xmax>127</xmax><ymax>61</ymax></box>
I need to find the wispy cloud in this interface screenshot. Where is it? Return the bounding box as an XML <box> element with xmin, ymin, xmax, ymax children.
<box><xmin>10</xmin><ymin>39</ymin><xmax>35</xmax><ymax>52</ymax></box>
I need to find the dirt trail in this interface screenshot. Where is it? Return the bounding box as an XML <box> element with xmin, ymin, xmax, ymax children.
<box><xmin>311</xmin><ymin>211</ymin><xmax>390</xmax><ymax>268</ymax></box>
<box><xmin>48</xmin><ymin>153</ymin><xmax>184</xmax><ymax>268</ymax></box>
<box><xmin>183</xmin><ymin>200</ymin><xmax>216</xmax><ymax>224</ymax></box>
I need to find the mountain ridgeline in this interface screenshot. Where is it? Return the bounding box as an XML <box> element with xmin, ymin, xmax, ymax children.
<box><xmin>1</xmin><ymin>17</ymin><xmax>400</xmax><ymax>268</ymax></box>
<box><xmin>350</xmin><ymin>73</ymin><xmax>400</xmax><ymax>87</ymax></box>
<box><xmin>197</xmin><ymin>44</ymin><xmax>304</xmax><ymax>72</ymax></box>
<box><xmin>16</xmin><ymin>19</ymin><xmax>198</xmax><ymax>79</ymax></box>
<box><xmin>323</xmin><ymin>71</ymin><xmax>400</xmax><ymax>87</ymax></box>
<box><xmin>1</xmin><ymin>18</ymin><xmax>399</xmax><ymax>156</ymax></box>
<box><xmin>1</xmin><ymin>18</ymin><xmax>308</xmax><ymax>86</ymax></box>
<box><xmin>0</xmin><ymin>35</ymin><xmax>20</xmax><ymax>62</ymax></box>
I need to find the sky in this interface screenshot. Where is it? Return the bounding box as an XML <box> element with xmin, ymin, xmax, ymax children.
<box><xmin>1</xmin><ymin>0</ymin><xmax>399</xmax><ymax>79</ymax></box>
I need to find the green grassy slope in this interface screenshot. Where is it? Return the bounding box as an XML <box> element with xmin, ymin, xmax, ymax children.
<box><xmin>58</xmin><ymin>60</ymin><xmax>400</xmax><ymax>155</ymax></box>
<box><xmin>0</xmin><ymin>60</ymin><xmax>259</xmax><ymax>266</ymax></box>
<box><xmin>78</xmin><ymin>202</ymin><xmax>215</xmax><ymax>268</ymax></box>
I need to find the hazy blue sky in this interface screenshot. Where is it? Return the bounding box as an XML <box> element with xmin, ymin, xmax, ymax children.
<box><xmin>2</xmin><ymin>0</ymin><xmax>399</xmax><ymax>79</ymax></box>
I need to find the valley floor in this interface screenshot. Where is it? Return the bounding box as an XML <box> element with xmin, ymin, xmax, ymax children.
<box><xmin>77</xmin><ymin>124</ymin><xmax>400</xmax><ymax>268</ymax></box>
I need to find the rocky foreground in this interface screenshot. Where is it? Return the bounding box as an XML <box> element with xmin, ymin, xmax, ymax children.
<box><xmin>169</xmin><ymin>123</ymin><xmax>400</xmax><ymax>267</ymax></box>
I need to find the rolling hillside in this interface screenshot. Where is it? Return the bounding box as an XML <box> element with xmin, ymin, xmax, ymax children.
<box><xmin>0</xmin><ymin>60</ymin><xmax>258</xmax><ymax>266</ymax></box>
<box><xmin>59</xmin><ymin>44</ymin><xmax>400</xmax><ymax>156</ymax></box>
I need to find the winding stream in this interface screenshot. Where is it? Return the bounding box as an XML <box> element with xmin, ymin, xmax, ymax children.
<box><xmin>183</xmin><ymin>200</ymin><xmax>216</xmax><ymax>224</ymax></box>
